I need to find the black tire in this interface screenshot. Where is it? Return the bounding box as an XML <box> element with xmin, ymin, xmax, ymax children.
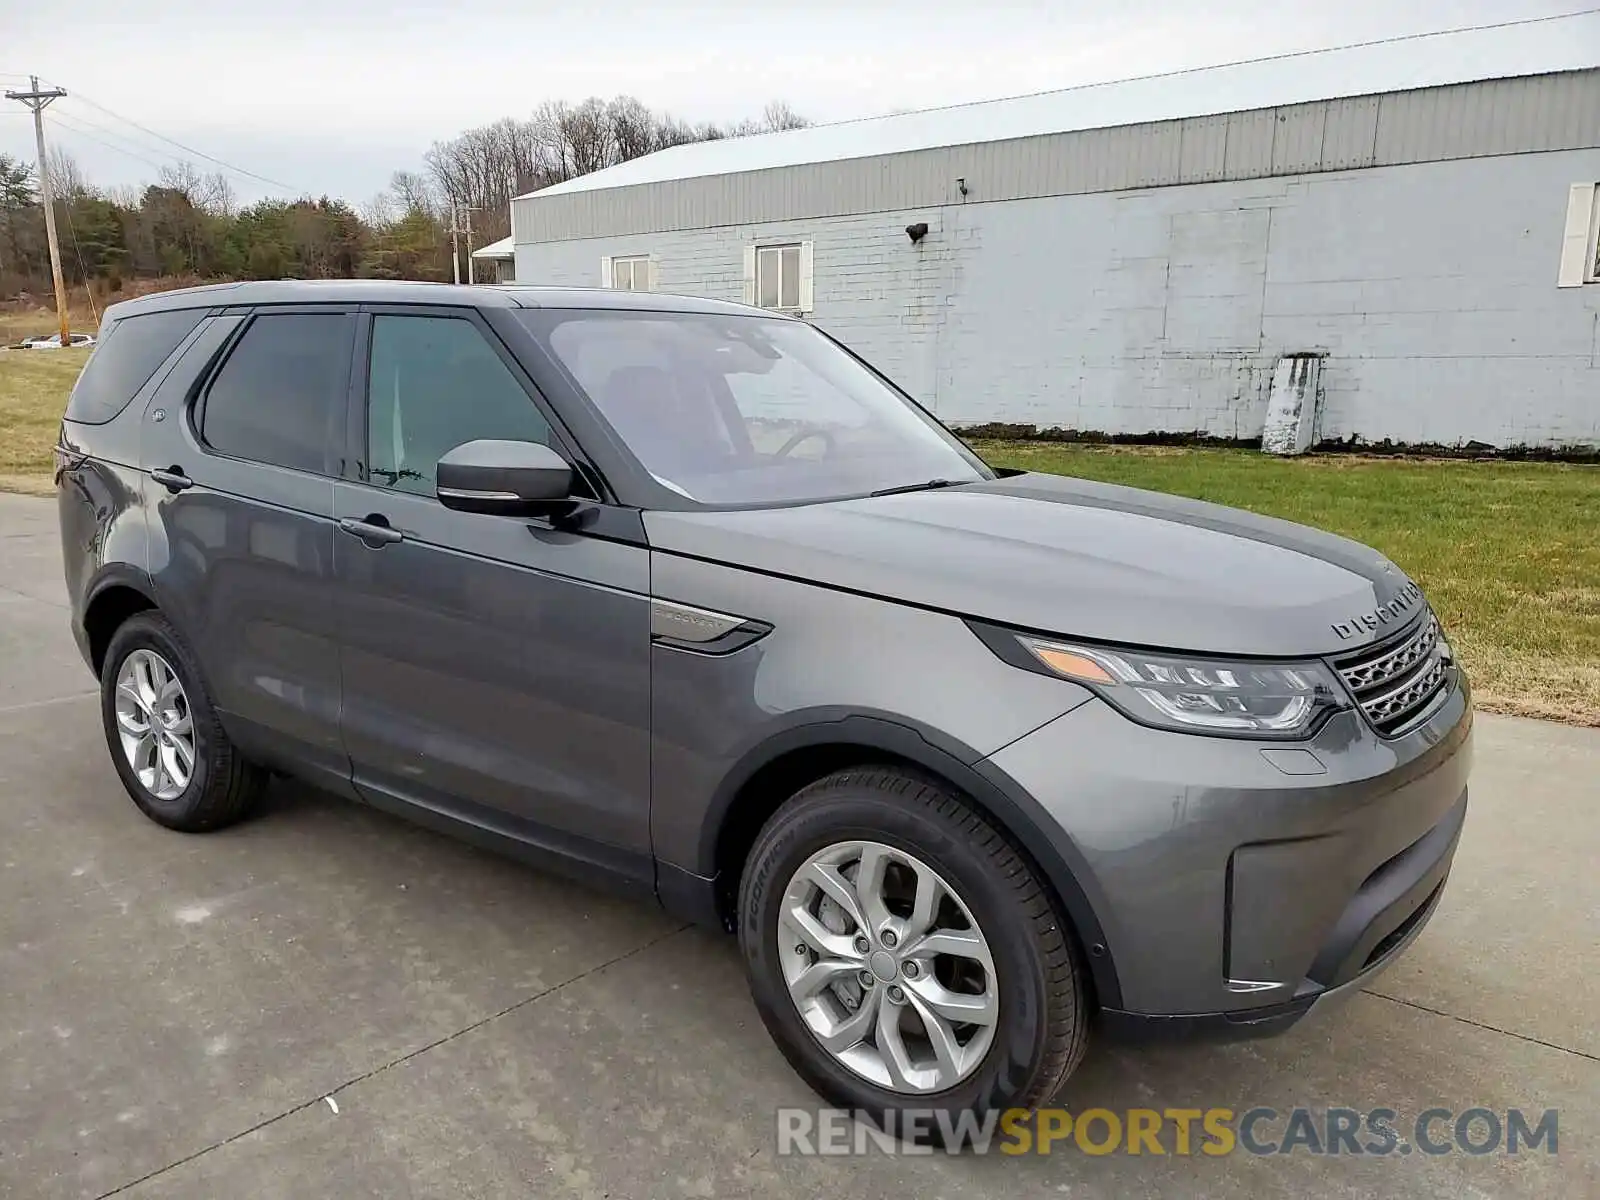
<box><xmin>738</xmin><ymin>767</ymin><xmax>1090</xmax><ymax>1142</ymax></box>
<box><xmin>99</xmin><ymin>610</ymin><xmax>265</xmax><ymax>832</ymax></box>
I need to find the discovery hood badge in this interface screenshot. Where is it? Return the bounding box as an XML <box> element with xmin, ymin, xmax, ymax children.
<box><xmin>1331</xmin><ymin>581</ymin><xmax>1423</xmax><ymax>640</ymax></box>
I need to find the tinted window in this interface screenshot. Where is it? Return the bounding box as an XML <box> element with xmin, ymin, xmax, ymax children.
<box><xmin>521</xmin><ymin>310</ymin><xmax>988</xmax><ymax>506</ymax></box>
<box><xmin>64</xmin><ymin>309</ymin><xmax>205</xmax><ymax>424</ymax></box>
<box><xmin>366</xmin><ymin>315</ymin><xmax>550</xmax><ymax>497</ymax></box>
<box><xmin>202</xmin><ymin>313</ymin><xmax>351</xmax><ymax>474</ymax></box>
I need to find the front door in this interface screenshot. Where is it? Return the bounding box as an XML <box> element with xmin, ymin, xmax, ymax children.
<box><xmin>143</xmin><ymin>306</ymin><xmax>355</xmax><ymax>795</ymax></box>
<box><xmin>332</xmin><ymin>307</ymin><xmax>654</xmax><ymax>888</ymax></box>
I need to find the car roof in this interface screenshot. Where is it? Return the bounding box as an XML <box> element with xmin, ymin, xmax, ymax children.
<box><xmin>101</xmin><ymin>279</ymin><xmax>779</xmax><ymax>321</ymax></box>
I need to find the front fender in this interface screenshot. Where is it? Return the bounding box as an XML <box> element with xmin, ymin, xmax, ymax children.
<box><xmin>671</xmin><ymin>708</ymin><xmax>1125</xmax><ymax>1010</ymax></box>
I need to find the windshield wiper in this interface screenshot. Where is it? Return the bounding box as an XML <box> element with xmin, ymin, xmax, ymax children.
<box><xmin>868</xmin><ymin>478</ymin><xmax>965</xmax><ymax>498</ymax></box>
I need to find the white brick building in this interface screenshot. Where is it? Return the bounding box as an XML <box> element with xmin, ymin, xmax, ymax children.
<box><xmin>507</xmin><ymin>58</ymin><xmax>1600</xmax><ymax>451</ymax></box>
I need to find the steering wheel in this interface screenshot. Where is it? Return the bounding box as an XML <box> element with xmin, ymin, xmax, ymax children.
<box><xmin>773</xmin><ymin>426</ymin><xmax>836</xmax><ymax>459</ymax></box>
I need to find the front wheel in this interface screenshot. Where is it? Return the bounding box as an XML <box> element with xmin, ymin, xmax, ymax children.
<box><xmin>738</xmin><ymin>767</ymin><xmax>1090</xmax><ymax>1141</ymax></box>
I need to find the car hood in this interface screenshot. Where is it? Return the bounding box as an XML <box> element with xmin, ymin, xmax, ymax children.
<box><xmin>643</xmin><ymin>472</ymin><xmax>1422</xmax><ymax>657</ymax></box>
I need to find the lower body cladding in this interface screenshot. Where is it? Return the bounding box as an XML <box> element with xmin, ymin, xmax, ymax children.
<box><xmin>982</xmin><ymin>676</ymin><xmax>1473</xmax><ymax>1037</ymax></box>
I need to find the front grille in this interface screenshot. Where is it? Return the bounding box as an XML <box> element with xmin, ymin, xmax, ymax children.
<box><xmin>1334</xmin><ymin>611</ymin><xmax>1452</xmax><ymax>736</ymax></box>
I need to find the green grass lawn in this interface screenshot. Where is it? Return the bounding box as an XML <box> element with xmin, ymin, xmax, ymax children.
<box><xmin>0</xmin><ymin>348</ymin><xmax>1593</xmax><ymax>723</ymax></box>
<box><xmin>0</xmin><ymin>347</ymin><xmax>90</xmax><ymax>495</ymax></box>
<box><xmin>974</xmin><ymin>442</ymin><xmax>1600</xmax><ymax>725</ymax></box>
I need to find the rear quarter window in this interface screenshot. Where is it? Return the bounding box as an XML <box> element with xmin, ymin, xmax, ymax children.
<box><xmin>64</xmin><ymin>309</ymin><xmax>207</xmax><ymax>425</ymax></box>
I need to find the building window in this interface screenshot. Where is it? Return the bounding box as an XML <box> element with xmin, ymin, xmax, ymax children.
<box><xmin>1557</xmin><ymin>183</ymin><xmax>1600</xmax><ymax>287</ymax></box>
<box><xmin>758</xmin><ymin>245</ymin><xmax>801</xmax><ymax>310</ymax></box>
<box><xmin>745</xmin><ymin>241</ymin><xmax>814</xmax><ymax>312</ymax></box>
<box><xmin>1593</xmin><ymin>187</ymin><xmax>1600</xmax><ymax>283</ymax></box>
<box><xmin>603</xmin><ymin>255</ymin><xmax>653</xmax><ymax>290</ymax></box>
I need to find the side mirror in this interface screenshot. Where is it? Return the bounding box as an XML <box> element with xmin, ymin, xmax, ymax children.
<box><xmin>435</xmin><ymin>439</ymin><xmax>575</xmax><ymax>516</ymax></box>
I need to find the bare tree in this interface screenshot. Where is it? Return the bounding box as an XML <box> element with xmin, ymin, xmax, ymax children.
<box><xmin>607</xmin><ymin>96</ymin><xmax>657</xmax><ymax>163</ymax></box>
<box><xmin>104</xmin><ymin>183</ymin><xmax>141</xmax><ymax>209</ymax></box>
<box><xmin>389</xmin><ymin>170</ymin><xmax>436</xmax><ymax>216</ymax></box>
<box><xmin>361</xmin><ymin>191</ymin><xmax>396</xmax><ymax>228</ymax></box>
<box><xmin>156</xmin><ymin>161</ymin><xmax>203</xmax><ymax>203</ymax></box>
<box><xmin>46</xmin><ymin>147</ymin><xmax>87</xmax><ymax>198</ymax></box>
<box><xmin>418</xmin><ymin>94</ymin><xmax>810</xmax><ymax>225</ymax></box>
<box><xmin>761</xmin><ymin>101</ymin><xmax>810</xmax><ymax>132</ymax></box>
<box><xmin>558</xmin><ymin>98</ymin><xmax>614</xmax><ymax>177</ymax></box>
<box><xmin>198</xmin><ymin>171</ymin><xmax>237</xmax><ymax>217</ymax></box>
<box><xmin>651</xmin><ymin>115</ymin><xmax>702</xmax><ymax>149</ymax></box>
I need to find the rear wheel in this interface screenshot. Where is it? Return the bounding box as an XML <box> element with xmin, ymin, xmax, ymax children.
<box><xmin>738</xmin><ymin>767</ymin><xmax>1090</xmax><ymax>1142</ymax></box>
<box><xmin>100</xmin><ymin>611</ymin><xmax>265</xmax><ymax>832</ymax></box>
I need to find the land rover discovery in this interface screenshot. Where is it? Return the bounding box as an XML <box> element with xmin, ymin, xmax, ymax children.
<box><xmin>56</xmin><ymin>280</ymin><xmax>1471</xmax><ymax>1132</ymax></box>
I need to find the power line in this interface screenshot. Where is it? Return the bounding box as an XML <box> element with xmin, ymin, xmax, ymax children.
<box><xmin>47</xmin><ymin>113</ymin><xmax>176</xmax><ymax>174</ymax></box>
<box><xmin>51</xmin><ymin>111</ymin><xmax>178</xmax><ymax>169</ymax></box>
<box><xmin>52</xmin><ymin>103</ymin><xmax>195</xmax><ymax>165</ymax></box>
<box><xmin>39</xmin><ymin>80</ymin><xmax>305</xmax><ymax>194</ymax></box>
<box><xmin>26</xmin><ymin>105</ymin><xmax>219</xmax><ymax>179</ymax></box>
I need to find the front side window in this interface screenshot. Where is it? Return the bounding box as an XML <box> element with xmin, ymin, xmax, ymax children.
<box><xmin>366</xmin><ymin>314</ymin><xmax>550</xmax><ymax>497</ymax></box>
<box><xmin>520</xmin><ymin>309</ymin><xmax>990</xmax><ymax>506</ymax></box>
<box><xmin>201</xmin><ymin>313</ymin><xmax>351</xmax><ymax>474</ymax></box>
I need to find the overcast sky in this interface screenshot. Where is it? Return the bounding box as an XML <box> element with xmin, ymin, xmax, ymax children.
<box><xmin>2</xmin><ymin>1</ymin><xmax>1595</xmax><ymax>206</ymax></box>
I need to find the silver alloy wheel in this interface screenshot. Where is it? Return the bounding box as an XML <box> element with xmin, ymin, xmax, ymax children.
<box><xmin>113</xmin><ymin>649</ymin><xmax>195</xmax><ymax>801</ymax></box>
<box><xmin>778</xmin><ymin>840</ymin><xmax>998</xmax><ymax>1093</ymax></box>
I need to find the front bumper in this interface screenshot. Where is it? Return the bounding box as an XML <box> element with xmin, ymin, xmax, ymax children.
<box><xmin>982</xmin><ymin>669</ymin><xmax>1472</xmax><ymax>1033</ymax></box>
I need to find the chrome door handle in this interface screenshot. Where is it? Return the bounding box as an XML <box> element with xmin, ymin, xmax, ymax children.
<box><xmin>150</xmin><ymin>467</ymin><xmax>193</xmax><ymax>493</ymax></box>
<box><xmin>338</xmin><ymin>516</ymin><xmax>404</xmax><ymax>546</ymax></box>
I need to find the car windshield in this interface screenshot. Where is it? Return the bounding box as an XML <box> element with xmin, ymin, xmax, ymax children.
<box><xmin>518</xmin><ymin>309</ymin><xmax>991</xmax><ymax>505</ymax></box>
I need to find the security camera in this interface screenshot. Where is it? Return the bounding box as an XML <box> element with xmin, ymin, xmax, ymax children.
<box><xmin>905</xmin><ymin>223</ymin><xmax>929</xmax><ymax>243</ymax></box>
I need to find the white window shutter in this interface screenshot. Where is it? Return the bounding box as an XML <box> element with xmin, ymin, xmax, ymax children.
<box><xmin>798</xmin><ymin>241</ymin><xmax>815</xmax><ymax>313</ymax></box>
<box><xmin>647</xmin><ymin>257</ymin><xmax>660</xmax><ymax>293</ymax></box>
<box><xmin>1557</xmin><ymin>183</ymin><xmax>1596</xmax><ymax>288</ymax></box>
<box><xmin>742</xmin><ymin>245</ymin><xmax>757</xmax><ymax>305</ymax></box>
<box><xmin>599</xmin><ymin>255</ymin><xmax>614</xmax><ymax>288</ymax></box>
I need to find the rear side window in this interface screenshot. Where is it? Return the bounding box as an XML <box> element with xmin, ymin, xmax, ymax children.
<box><xmin>63</xmin><ymin>309</ymin><xmax>206</xmax><ymax>424</ymax></box>
<box><xmin>201</xmin><ymin>313</ymin><xmax>352</xmax><ymax>475</ymax></box>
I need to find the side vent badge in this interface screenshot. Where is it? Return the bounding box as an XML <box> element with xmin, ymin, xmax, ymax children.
<box><xmin>650</xmin><ymin>599</ymin><xmax>771</xmax><ymax>655</ymax></box>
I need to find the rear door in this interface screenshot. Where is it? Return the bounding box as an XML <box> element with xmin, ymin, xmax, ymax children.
<box><xmin>332</xmin><ymin>305</ymin><xmax>653</xmax><ymax>888</ymax></box>
<box><xmin>143</xmin><ymin>305</ymin><xmax>356</xmax><ymax>795</ymax></box>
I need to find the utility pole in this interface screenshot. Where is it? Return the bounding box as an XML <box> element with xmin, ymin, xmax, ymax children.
<box><xmin>448</xmin><ymin>201</ymin><xmax>461</xmax><ymax>285</ymax></box>
<box><xmin>464</xmin><ymin>206</ymin><xmax>475</xmax><ymax>285</ymax></box>
<box><xmin>5</xmin><ymin>77</ymin><xmax>71</xmax><ymax>347</ymax></box>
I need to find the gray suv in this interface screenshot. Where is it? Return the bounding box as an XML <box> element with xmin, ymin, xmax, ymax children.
<box><xmin>56</xmin><ymin>281</ymin><xmax>1471</xmax><ymax>1133</ymax></box>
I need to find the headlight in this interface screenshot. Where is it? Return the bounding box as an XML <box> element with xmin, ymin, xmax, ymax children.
<box><xmin>1010</xmin><ymin>634</ymin><xmax>1349</xmax><ymax>738</ymax></box>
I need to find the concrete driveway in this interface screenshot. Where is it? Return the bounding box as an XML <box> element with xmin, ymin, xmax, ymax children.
<box><xmin>0</xmin><ymin>491</ymin><xmax>1595</xmax><ymax>1198</ymax></box>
